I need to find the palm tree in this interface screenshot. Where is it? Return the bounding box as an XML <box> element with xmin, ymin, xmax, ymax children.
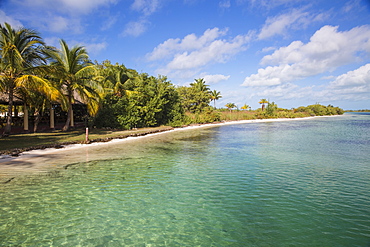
<box><xmin>45</xmin><ymin>39</ymin><xmax>102</xmax><ymax>131</ymax></box>
<box><xmin>190</xmin><ymin>78</ymin><xmax>210</xmax><ymax>92</ymax></box>
<box><xmin>0</xmin><ymin>23</ymin><xmax>59</xmax><ymax>135</ymax></box>
<box><xmin>225</xmin><ymin>102</ymin><xmax>236</xmax><ymax>113</ymax></box>
<box><xmin>189</xmin><ymin>78</ymin><xmax>211</xmax><ymax>112</ymax></box>
<box><xmin>259</xmin><ymin>99</ymin><xmax>268</xmax><ymax>111</ymax></box>
<box><xmin>210</xmin><ymin>90</ymin><xmax>222</xmax><ymax>108</ymax></box>
<box><xmin>99</xmin><ymin>61</ymin><xmax>137</xmax><ymax>97</ymax></box>
<box><xmin>241</xmin><ymin>104</ymin><xmax>250</xmax><ymax>110</ymax></box>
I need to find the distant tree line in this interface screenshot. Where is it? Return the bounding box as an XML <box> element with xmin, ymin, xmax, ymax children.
<box><xmin>0</xmin><ymin>23</ymin><xmax>344</xmax><ymax>136</ymax></box>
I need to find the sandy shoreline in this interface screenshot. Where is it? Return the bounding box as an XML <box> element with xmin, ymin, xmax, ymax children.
<box><xmin>0</xmin><ymin>116</ymin><xmax>336</xmax><ymax>179</ymax></box>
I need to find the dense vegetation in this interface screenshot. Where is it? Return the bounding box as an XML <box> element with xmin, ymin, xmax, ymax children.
<box><xmin>0</xmin><ymin>23</ymin><xmax>344</xmax><ymax>136</ymax></box>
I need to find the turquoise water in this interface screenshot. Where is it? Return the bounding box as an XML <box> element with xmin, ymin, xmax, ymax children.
<box><xmin>0</xmin><ymin>113</ymin><xmax>369</xmax><ymax>246</ymax></box>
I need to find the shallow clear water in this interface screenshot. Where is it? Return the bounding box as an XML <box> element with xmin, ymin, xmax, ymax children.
<box><xmin>1</xmin><ymin>113</ymin><xmax>369</xmax><ymax>246</ymax></box>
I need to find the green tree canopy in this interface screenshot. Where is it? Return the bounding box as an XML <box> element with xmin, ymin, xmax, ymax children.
<box><xmin>177</xmin><ymin>78</ymin><xmax>212</xmax><ymax>113</ymax></box>
<box><xmin>45</xmin><ymin>39</ymin><xmax>102</xmax><ymax>131</ymax></box>
<box><xmin>0</xmin><ymin>22</ymin><xmax>60</xmax><ymax>135</ymax></box>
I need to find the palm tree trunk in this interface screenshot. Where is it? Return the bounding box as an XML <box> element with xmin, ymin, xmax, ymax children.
<box><xmin>62</xmin><ymin>103</ymin><xmax>72</xmax><ymax>131</ymax></box>
<box><xmin>3</xmin><ymin>88</ymin><xmax>14</xmax><ymax>136</ymax></box>
<box><xmin>33</xmin><ymin>109</ymin><xmax>41</xmax><ymax>133</ymax></box>
<box><xmin>50</xmin><ymin>107</ymin><xmax>55</xmax><ymax>129</ymax></box>
<box><xmin>62</xmin><ymin>94</ymin><xmax>72</xmax><ymax>131</ymax></box>
<box><xmin>24</xmin><ymin>104</ymin><xmax>29</xmax><ymax>132</ymax></box>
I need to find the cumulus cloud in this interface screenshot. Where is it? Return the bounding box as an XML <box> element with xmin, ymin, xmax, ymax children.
<box><xmin>147</xmin><ymin>28</ymin><xmax>228</xmax><ymax>61</ymax></box>
<box><xmin>202</xmin><ymin>74</ymin><xmax>231</xmax><ymax>84</ymax></box>
<box><xmin>258</xmin><ymin>8</ymin><xmax>324</xmax><ymax>39</ymax></box>
<box><xmin>243</xmin><ymin>25</ymin><xmax>370</xmax><ymax>87</ymax></box>
<box><xmin>248</xmin><ymin>64</ymin><xmax>370</xmax><ymax>103</ymax></box>
<box><xmin>317</xmin><ymin>65</ymin><xmax>370</xmax><ymax>102</ymax></box>
<box><xmin>329</xmin><ymin>64</ymin><xmax>370</xmax><ymax>90</ymax></box>
<box><xmin>167</xmin><ymin>35</ymin><xmax>249</xmax><ymax>70</ymax></box>
<box><xmin>147</xmin><ymin>27</ymin><xmax>251</xmax><ymax>77</ymax></box>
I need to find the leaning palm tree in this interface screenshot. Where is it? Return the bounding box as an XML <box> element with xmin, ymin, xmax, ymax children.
<box><xmin>259</xmin><ymin>99</ymin><xmax>268</xmax><ymax>111</ymax></box>
<box><xmin>0</xmin><ymin>22</ymin><xmax>60</xmax><ymax>135</ymax></box>
<box><xmin>45</xmin><ymin>39</ymin><xmax>102</xmax><ymax>131</ymax></box>
<box><xmin>210</xmin><ymin>90</ymin><xmax>222</xmax><ymax>108</ymax></box>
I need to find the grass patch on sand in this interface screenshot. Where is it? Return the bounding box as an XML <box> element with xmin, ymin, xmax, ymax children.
<box><xmin>0</xmin><ymin>126</ymin><xmax>173</xmax><ymax>154</ymax></box>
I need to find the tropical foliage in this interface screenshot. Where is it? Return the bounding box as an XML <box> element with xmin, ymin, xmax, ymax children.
<box><xmin>177</xmin><ymin>78</ymin><xmax>212</xmax><ymax>113</ymax></box>
<box><xmin>0</xmin><ymin>23</ymin><xmax>345</xmax><ymax>136</ymax></box>
<box><xmin>0</xmin><ymin>23</ymin><xmax>60</xmax><ymax>135</ymax></box>
<box><xmin>45</xmin><ymin>39</ymin><xmax>102</xmax><ymax>131</ymax></box>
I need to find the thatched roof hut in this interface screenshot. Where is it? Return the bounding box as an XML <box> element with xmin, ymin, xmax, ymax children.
<box><xmin>0</xmin><ymin>93</ymin><xmax>24</xmax><ymax>106</ymax></box>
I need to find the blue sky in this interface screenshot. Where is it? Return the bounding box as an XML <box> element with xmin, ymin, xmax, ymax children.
<box><xmin>1</xmin><ymin>0</ymin><xmax>370</xmax><ymax>110</ymax></box>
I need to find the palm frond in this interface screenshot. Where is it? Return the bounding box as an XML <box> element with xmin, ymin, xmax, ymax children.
<box><xmin>15</xmin><ymin>75</ymin><xmax>61</xmax><ymax>101</ymax></box>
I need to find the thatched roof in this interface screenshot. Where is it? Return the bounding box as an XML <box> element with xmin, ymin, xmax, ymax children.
<box><xmin>0</xmin><ymin>93</ymin><xmax>24</xmax><ymax>106</ymax></box>
<box><xmin>0</xmin><ymin>92</ymin><xmax>85</xmax><ymax>106</ymax></box>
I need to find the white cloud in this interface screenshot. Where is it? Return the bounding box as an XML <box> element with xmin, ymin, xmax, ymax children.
<box><xmin>321</xmin><ymin>75</ymin><xmax>336</xmax><ymax>80</ymax></box>
<box><xmin>258</xmin><ymin>8</ymin><xmax>323</xmax><ymax>39</ymax></box>
<box><xmin>47</xmin><ymin>16</ymin><xmax>70</xmax><ymax>33</ymax></box>
<box><xmin>342</xmin><ymin>0</ymin><xmax>362</xmax><ymax>13</ymax></box>
<box><xmin>60</xmin><ymin>0</ymin><xmax>117</xmax><ymax>13</ymax></box>
<box><xmin>146</xmin><ymin>28</ymin><xmax>228</xmax><ymax>61</ymax></box>
<box><xmin>329</xmin><ymin>64</ymin><xmax>370</xmax><ymax>90</ymax></box>
<box><xmin>246</xmin><ymin>64</ymin><xmax>370</xmax><ymax>104</ymax></box>
<box><xmin>252</xmin><ymin>83</ymin><xmax>314</xmax><ymax>100</ymax></box>
<box><xmin>320</xmin><ymin>65</ymin><xmax>370</xmax><ymax>101</ymax></box>
<box><xmin>17</xmin><ymin>0</ymin><xmax>117</xmax><ymax>14</ymax></box>
<box><xmin>243</xmin><ymin>25</ymin><xmax>370</xmax><ymax>87</ymax></box>
<box><xmin>147</xmin><ymin>28</ymin><xmax>251</xmax><ymax>78</ymax></box>
<box><xmin>122</xmin><ymin>19</ymin><xmax>150</xmax><ymax>37</ymax></box>
<box><xmin>0</xmin><ymin>10</ymin><xmax>23</xmax><ymax>28</ymax></box>
<box><xmin>167</xmin><ymin>35</ymin><xmax>249</xmax><ymax>70</ymax></box>
<box><xmin>101</xmin><ymin>15</ymin><xmax>118</xmax><ymax>31</ymax></box>
<box><xmin>7</xmin><ymin>0</ymin><xmax>116</xmax><ymax>33</ymax></box>
<box><xmin>219</xmin><ymin>0</ymin><xmax>231</xmax><ymax>9</ymax></box>
<box><xmin>243</xmin><ymin>65</ymin><xmax>290</xmax><ymax>87</ymax></box>
<box><xmin>202</xmin><ymin>74</ymin><xmax>231</xmax><ymax>84</ymax></box>
<box><xmin>84</xmin><ymin>42</ymin><xmax>108</xmax><ymax>55</ymax></box>
<box><xmin>131</xmin><ymin>0</ymin><xmax>161</xmax><ymax>16</ymax></box>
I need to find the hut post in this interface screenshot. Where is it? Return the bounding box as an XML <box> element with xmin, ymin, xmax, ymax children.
<box><xmin>50</xmin><ymin>106</ymin><xmax>55</xmax><ymax>129</ymax></box>
<box><xmin>70</xmin><ymin>108</ymin><xmax>74</xmax><ymax>127</ymax></box>
<box><xmin>23</xmin><ymin>104</ymin><xmax>29</xmax><ymax>131</ymax></box>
